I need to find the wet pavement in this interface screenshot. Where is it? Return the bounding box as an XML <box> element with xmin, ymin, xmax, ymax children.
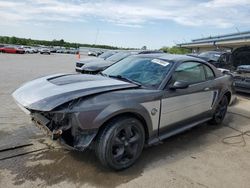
<box><xmin>0</xmin><ymin>53</ymin><xmax>250</xmax><ymax>188</ymax></box>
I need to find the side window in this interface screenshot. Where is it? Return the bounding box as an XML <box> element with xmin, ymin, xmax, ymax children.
<box><xmin>203</xmin><ymin>65</ymin><xmax>215</xmax><ymax>80</ymax></box>
<box><xmin>172</xmin><ymin>62</ymin><xmax>206</xmax><ymax>84</ymax></box>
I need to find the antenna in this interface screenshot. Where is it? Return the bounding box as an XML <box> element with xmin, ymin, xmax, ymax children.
<box><xmin>235</xmin><ymin>27</ymin><xmax>240</xmax><ymax>33</ymax></box>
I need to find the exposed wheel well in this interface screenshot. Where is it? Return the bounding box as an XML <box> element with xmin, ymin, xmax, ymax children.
<box><xmin>96</xmin><ymin>112</ymin><xmax>149</xmax><ymax>142</ymax></box>
<box><xmin>224</xmin><ymin>91</ymin><xmax>231</xmax><ymax>103</ymax></box>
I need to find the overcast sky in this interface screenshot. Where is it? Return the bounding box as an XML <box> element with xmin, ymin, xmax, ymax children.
<box><xmin>0</xmin><ymin>0</ymin><xmax>250</xmax><ymax>49</ymax></box>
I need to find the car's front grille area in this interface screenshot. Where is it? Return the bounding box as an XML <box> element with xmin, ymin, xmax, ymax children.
<box><xmin>76</xmin><ymin>62</ymin><xmax>84</xmax><ymax>68</ymax></box>
<box><xmin>233</xmin><ymin>76</ymin><xmax>242</xmax><ymax>81</ymax></box>
<box><xmin>81</xmin><ymin>70</ymin><xmax>99</xmax><ymax>75</ymax></box>
<box><xmin>234</xmin><ymin>81</ymin><xmax>250</xmax><ymax>89</ymax></box>
<box><xmin>246</xmin><ymin>78</ymin><xmax>250</xmax><ymax>83</ymax></box>
<box><xmin>234</xmin><ymin>76</ymin><xmax>250</xmax><ymax>83</ymax></box>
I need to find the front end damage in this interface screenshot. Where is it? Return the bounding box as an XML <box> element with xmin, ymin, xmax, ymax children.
<box><xmin>233</xmin><ymin>66</ymin><xmax>250</xmax><ymax>93</ymax></box>
<box><xmin>31</xmin><ymin>111</ymin><xmax>97</xmax><ymax>151</ymax></box>
<box><xmin>11</xmin><ymin>73</ymin><xmax>138</xmax><ymax>151</ymax></box>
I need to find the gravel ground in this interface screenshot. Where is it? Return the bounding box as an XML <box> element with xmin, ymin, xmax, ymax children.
<box><xmin>0</xmin><ymin>53</ymin><xmax>250</xmax><ymax>188</ymax></box>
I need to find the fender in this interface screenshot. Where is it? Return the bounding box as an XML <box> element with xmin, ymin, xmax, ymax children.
<box><xmin>93</xmin><ymin>102</ymin><xmax>155</xmax><ymax>136</ymax></box>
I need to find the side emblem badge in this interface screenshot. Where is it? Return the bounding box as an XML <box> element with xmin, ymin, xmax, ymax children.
<box><xmin>151</xmin><ymin>108</ymin><xmax>158</xmax><ymax>116</ymax></box>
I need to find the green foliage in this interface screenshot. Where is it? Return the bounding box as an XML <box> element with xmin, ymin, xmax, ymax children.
<box><xmin>161</xmin><ymin>46</ymin><xmax>191</xmax><ymax>54</ymax></box>
<box><xmin>0</xmin><ymin>36</ymin><xmax>192</xmax><ymax>52</ymax></box>
<box><xmin>0</xmin><ymin>36</ymin><xmax>133</xmax><ymax>50</ymax></box>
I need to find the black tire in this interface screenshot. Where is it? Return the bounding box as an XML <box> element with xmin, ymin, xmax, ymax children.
<box><xmin>209</xmin><ymin>95</ymin><xmax>228</xmax><ymax>125</ymax></box>
<box><xmin>95</xmin><ymin>116</ymin><xmax>145</xmax><ymax>170</ymax></box>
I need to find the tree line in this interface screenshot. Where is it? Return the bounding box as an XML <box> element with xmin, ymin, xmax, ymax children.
<box><xmin>0</xmin><ymin>36</ymin><xmax>191</xmax><ymax>54</ymax></box>
<box><xmin>160</xmin><ymin>46</ymin><xmax>191</xmax><ymax>54</ymax></box>
<box><xmin>0</xmin><ymin>36</ymin><xmax>124</xmax><ymax>50</ymax></box>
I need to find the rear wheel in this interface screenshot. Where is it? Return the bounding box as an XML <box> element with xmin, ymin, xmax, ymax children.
<box><xmin>209</xmin><ymin>95</ymin><xmax>228</xmax><ymax>125</ymax></box>
<box><xmin>95</xmin><ymin>116</ymin><xmax>145</xmax><ymax>170</ymax></box>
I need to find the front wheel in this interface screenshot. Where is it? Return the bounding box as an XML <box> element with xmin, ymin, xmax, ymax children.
<box><xmin>95</xmin><ymin>116</ymin><xmax>145</xmax><ymax>170</ymax></box>
<box><xmin>209</xmin><ymin>95</ymin><xmax>228</xmax><ymax>125</ymax></box>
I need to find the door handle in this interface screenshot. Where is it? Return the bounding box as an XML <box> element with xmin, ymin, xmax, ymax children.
<box><xmin>204</xmin><ymin>87</ymin><xmax>210</xmax><ymax>91</ymax></box>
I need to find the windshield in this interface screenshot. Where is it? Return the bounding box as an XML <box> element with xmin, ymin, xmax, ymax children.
<box><xmin>199</xmin><ymin>51</ymin><xmax>223</xmax><ymax>61</ymax></box>
<box><xmin>106</xmin><ymin>52</ymin><xmax>131</xmax><ymax>62</ymax></box>
<box><xmin>98</xmin><ymin>51</ymin><xmax>116</xmax><ymax>59</ymax></box>
<box><xmin>103</xmin><ymin>56</ymin><xmax>172</xmax><ymax>88</ymax></box>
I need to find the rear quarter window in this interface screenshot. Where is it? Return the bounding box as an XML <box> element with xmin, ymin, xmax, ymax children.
<box><xmin>173</xmin><ymin>62</ymin><xmax>206</xmax><ymax>84</ymax></box>
<box><xmin>203</xmin><ymin>65</ymin><xmax>215</xmax><ymax>80</ymax></box>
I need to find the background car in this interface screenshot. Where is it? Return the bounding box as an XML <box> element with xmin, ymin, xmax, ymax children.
<box><xmin>76</xmin><ymin>50</ymin><xmax>165</xmax><ymax>74</ymax></box>
<box><xmin>197</xmin><ymin>51</ymin><xmax>232</xmax><ymax>69</ymax></box>
<box><xmin>230</xmin><ymin>46</ymin><xmax>250</xmax><ymax>82</ymax></box>
<box><xmin>13</xmin><ymin>54</ymin><xmax>233</xmax><ymax>170</ymax></box>
<box><xmin>75</xmin><ymin>50</ymin><xmax>117</xmax><ymax>71</ymax></box>
<box><xmin>197</xmin><ymin>49</ymin><xmax>250</xmax><ymax>94</ymax></box>
<box><xmin>0</xmin><ymin>46</ymin><xmax>25</xmax><ymax>54</ymax></box>
<box><xmin>97</xmin><ymin>50</ymin><xmax>117</xmax><ymax>59</ymax></box>
<box><xmin>88</xmin><ymin>50</ymin><xmax>103</xmax><ymax>57</ymax></box>
<box><xmin>39</xmin><ymin>48</ymin><xmax>51</xmax><ymax>54</ymax></box>
<box><xmin>77</xmin><ymin>51</ymin><xmax>134</xmax><ymax>74</ymax></box>
<box><xmin>231</xmin><ymin>65</ymin><xmax>250</xmax><ymax>93</ymax></box>
<box><xmin>23</xmin><ymin>47</ymin><xmax>35</xmax><ymax>53</ymax></box>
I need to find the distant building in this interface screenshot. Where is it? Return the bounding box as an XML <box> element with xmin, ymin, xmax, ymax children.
<box><xmin>178</xmin><ymin>31</ymin><xmax>250</xmax><ymax>53</ymax></box>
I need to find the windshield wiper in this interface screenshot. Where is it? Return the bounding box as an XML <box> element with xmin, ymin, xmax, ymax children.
<box><xmin>99</xmin><ymin>72</ymin><xmax>108</xmax><ymax>77</ymax></box>
<box><xmin>109</xmin><ymin>75</ymin><xmax>141</xmax><ymax>86</ymax></box>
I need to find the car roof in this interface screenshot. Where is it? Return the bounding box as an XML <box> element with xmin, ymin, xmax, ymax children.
<box><xmin>132</xmin><ymin>53</ymin><xmax>207</xmax><ymax>63</ymax></box>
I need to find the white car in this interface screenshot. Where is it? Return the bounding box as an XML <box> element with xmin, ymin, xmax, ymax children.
<box><xmin>39</xmin><ymin>48</ymin><xmax>51</xmax><ymax>55</ymax></box>
<box><xmin>23</xmin><ymin>47</ymin><xmax>35</xmax><ymax>53</ymax></box>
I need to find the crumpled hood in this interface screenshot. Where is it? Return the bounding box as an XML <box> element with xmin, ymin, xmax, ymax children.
<box><xmin>12</xmin><ymin>73</ymin><xmax>137</xmax><ymax>111</ymax></box>
<box><xmin>82</xmin><ymin>60</ymin><xmax>114</xmax><ymax>71</ymax></box>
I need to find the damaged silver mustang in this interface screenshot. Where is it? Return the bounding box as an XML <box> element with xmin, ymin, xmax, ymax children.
<box><xmin>13</xmin><ymin>54</ymin><xmax>234</xmax><ymax>170</ymax></box>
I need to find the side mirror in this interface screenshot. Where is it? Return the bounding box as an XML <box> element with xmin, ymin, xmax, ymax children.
<box><xmin>169</xmin><ymin>81</ymin><xmax>189</xmax><ymax>90</ymax></box>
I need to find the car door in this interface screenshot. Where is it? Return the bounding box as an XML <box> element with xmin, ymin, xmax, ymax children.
<box><xmin>159</xmin><ymin>62</ymin><xmax>216</xmax><ymax>129</ymax></box>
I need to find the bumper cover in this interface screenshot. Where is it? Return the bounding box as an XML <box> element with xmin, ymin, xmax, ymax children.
<box><xmin>31</xmin><ymin>113</ymin><xmax>98</xmax><ymax>151</ymax></box>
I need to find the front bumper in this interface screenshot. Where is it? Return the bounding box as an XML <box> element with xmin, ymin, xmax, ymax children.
<box><xmin>75</xmin><ymin>68</ymin><xmax>100</xmax><ymax>75</ymax></box>
<box><xmin>31</xmin><ymin>112</ymin><xmax>98</xmax><ymax>151</ymax></box>
<box><xmin>233</xmin><ymin>74</ymin><xmax>250</xmax><ymax>94</ymax></box>
<box><xmin>234</xmin><ymin>86</ymin><xmax>250</xmax><ymax>94</ymax></box>
<box><xmin>234</xmin><ymin>80</ymin><xmax>250</xmax><ymax>94</ymax></box>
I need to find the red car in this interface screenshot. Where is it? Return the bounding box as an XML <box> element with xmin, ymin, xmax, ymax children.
<box><xmin>0</xmin><ymin>46</ymin><xmax>25</xmax><ymax>54</ymax></box>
